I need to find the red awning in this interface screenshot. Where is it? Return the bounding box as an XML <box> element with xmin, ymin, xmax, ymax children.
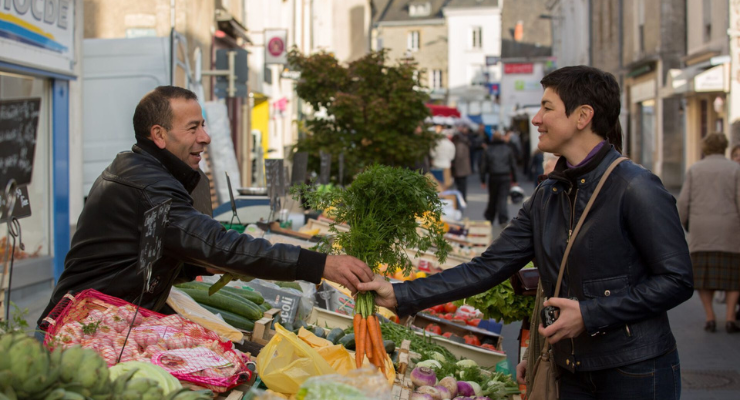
<box><xmin>426</xmin><ymin>104</ymin><xmax>461</xmax><ymax>117</ymax></box>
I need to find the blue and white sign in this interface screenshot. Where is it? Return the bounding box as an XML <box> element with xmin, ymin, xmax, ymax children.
<box><xmin>0</xmin><ymin>0</ymin><xmax>76</xmax><ymax>74</ymax></box>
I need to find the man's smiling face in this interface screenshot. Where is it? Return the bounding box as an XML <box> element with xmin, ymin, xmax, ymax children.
<box><xmin>163</xmin><ymin>98</ymin><xmax>210</xmax><ymax>169</ymax></box>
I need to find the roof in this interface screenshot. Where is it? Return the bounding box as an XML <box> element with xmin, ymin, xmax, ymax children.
<box><xmin>375</xmin><ymin>0</ymin><xmax>451</xmax><ymax>25</ymax></box>
<box><xmin>500</xmin><ymin>0</ymin><xmax>552</xmax><ymax>59</ymax></box>
<box><xmin>443</xmin><ymin>0</ymin><xmax>498</xmax><ymax>8</ymax></box>
<box><xmin>371</xmin><ymin>0</ymin><xmax>393</xmax><ymax>25</ymax></box>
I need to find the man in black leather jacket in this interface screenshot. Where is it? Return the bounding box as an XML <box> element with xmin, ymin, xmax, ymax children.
<box><xmin>360</xmin><ymin>67</ymin><xmax>693</xmax><ymax>399</ymax></box>
<box><xmin>39</xmin><ymin>86</ymin><xmax>373</xmax><ymax>328</ymax></box>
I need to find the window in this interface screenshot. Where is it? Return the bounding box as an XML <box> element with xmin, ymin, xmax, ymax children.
<box><xmin>471</xmin><ymin>26</ymin><xmax>483</xmax><ymax>49</ymax></box>
<box><xmin>703</xmin><ymin>0</ymin><xmax>712</xmax><ymax>43</ymax></box>
<box><xmin>409</xmin><ymin>2</ymin><xmax>431</xmax><ymax>17</ymax></box>
<box><xmin>429</xmin><ymin>70</ymin><xmax>443</xmax><ymax>89</ymax></box>
<box><xmin>408</xmin><ymin>31</ymin><xmax>420</xmax><ymax>51</ymax></box>
<box><xmin>637</xmin><ymin>0</ymin><xmax>645</xmax><ymax>52</ymax></box>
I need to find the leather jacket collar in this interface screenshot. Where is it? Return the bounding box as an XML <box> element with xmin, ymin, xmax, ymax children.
<box><xmin>134</xmin><ymin>136</ymin><xmax>201</xmax><ymax>193</ymax></box>
<box><xmin>548</xmin><ymin>141</ymin><xmax>615</xmax><ymax>191</ymax></box>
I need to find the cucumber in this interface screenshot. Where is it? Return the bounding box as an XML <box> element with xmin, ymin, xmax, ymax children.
<box><xmin>313</xmin><ymin>326</ymin><xmax>326</xmax><ymax>338</ymax></box>
<box><xmin>259</xmin><ymin>302</ymin><xmax>272</xmax><ymax>312</ymax></box>
<box><xmin>179</xmin><ymin>287</ymin><xmax>263</xmax><ymax>321</ymax></box>
<box><xmin>383</xmin><ymin>340</ymin><xmax>396</xmax><ymax>354</ymax></box>
<box><xmin>326</xmin><ymin>328</ymin><xmax>346</xmax><ymax>344</ymax></box>
<box><xmin>176</xmin><ymin>281</ymin><xmax>264</xmax><ymax>305</ymax></box>
<box><xmin>275</xmin><ymin>281</ymin><xmax>303</xmax><ymax>292</ymax></box>
<box><xmin>199</xmin><ymin>304</ymin><xmax>255</xmax><ymax>332</ymax></box>
<box><xmin>338</xmin><ymin>333</ymin><xmax>355</xmax><ymax>350</ymax></box>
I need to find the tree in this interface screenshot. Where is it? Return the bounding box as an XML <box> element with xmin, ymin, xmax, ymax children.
<box><xmin>288</xmin><ymin>49</ymin><xmax>438</xmax><ymax>183</ymax></box>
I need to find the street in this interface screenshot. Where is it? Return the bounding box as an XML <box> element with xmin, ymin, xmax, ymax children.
<box><xmin>460</xmin><ymin>172</ymin><xmax>740</xmax><ymax>400</ymax></box>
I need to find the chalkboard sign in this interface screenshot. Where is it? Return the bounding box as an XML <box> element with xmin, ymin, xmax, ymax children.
<box><xmin>0</xmin><ymin>99</ymin><xmax>41</xmax><ymax>188</ymax></box>
<box><xmin>0</xmin><ymin>185</ymin><xmax>31</xmax><ymax>223</ymax></box>
<box><xmin>291</xmin><ymin>152</ymin><xmax>308</xmax><ymax>185</ymax></box>
<box><xmin>138</xmin><ymin>200</ymin><xmax>172</xmax><ymax>284</ymax></box>
<box><xmin>264</xmin><ymin>159</ymin><xmax>284</xmax><ymax>207</ymax></box>
<box><xmin>319</xmin><ymin>151</ymin><xmax>331</xmax><ymax>185</ymax></box>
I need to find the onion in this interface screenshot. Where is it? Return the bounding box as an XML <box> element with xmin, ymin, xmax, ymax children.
<box><xmin>473</xmin><ymin>397</ymin><xmax>492</xmax><ymax>400</ymax></box>
<box><xmin>410</xmin><ymin>367</ymin><xmax>438</xmax><ymax>388</ymax></box>
<box><xmin>410</xmin><ymin>393</ymin><xmax>434</xmax><ymax>400</ymax></box>
<box><xmin>467</xmin><ymin>381</ymin><xmax>482</xmax><ymax>396</ymax></box>
<box><xmin>439</xmin><ymin>376</ymin><xmax>458</xmax><ymax>397</ymax></box>
<box><xmin>417</xmin><ymin>386</ymin><xmax>442</xmax><ymax>400</ymax></box>
<box><xmin>452</xmin><ymin>397</ymin><xmax>471</xmax><ymax>400</ymax></box>
<box><xmin>456</xmin><ymin>381</ymin><xmax>475</xmax><ymax>397</ymax></box>
<box><xmin>434</xmin><ymin>385</ymin><xmax>452</xmax><ymax>399</ymax></box>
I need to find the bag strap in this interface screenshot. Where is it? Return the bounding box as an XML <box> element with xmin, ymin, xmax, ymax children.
<box><xmin>540</xmin><ymin>156</ymin><xmax>627</xmax><ymax>355</ymax></box>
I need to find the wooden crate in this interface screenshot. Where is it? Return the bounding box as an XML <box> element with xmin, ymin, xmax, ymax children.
<box><xmin>247</xmin><ymin>308</ymin><xmax>281</xmax><ymax>345</ymax></box>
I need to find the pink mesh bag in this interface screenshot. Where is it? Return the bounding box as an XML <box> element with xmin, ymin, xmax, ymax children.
<box><xmin>41</xmin><ymin>289</ymin><xmax>250</xmax><ymax>393</ymax></box>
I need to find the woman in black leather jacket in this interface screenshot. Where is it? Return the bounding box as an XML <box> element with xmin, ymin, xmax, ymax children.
<box><xmin>359</xmin><ymin>66</ymin><xmax>693</xmax><ymax>399</ymax></box>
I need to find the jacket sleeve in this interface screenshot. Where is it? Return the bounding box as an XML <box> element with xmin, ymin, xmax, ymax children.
<box><xmin>393</xmin><ymin>192</ymin><xmax>537</xmax><ymax>316</ymax></box>
<box><xmin>676</xmin><ymin>169</ymin><xmax>691</xmax><ymax>231</ymax></box>
<box><xmin>579</xmin><ymin>171</ymin><xmax>694</xmax><ymax>334</ymax></box>
<box><xmin>147</xmin><ymin>183</ymin><xmax>327</xmax><ymax>284</ymax></box>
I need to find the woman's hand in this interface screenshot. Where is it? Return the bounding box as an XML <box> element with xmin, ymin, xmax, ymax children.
<box><xmin>357</xmin><ymin>274</ymin><xmax>398</xmax><ymax>310</ymax></box>
<box><xmin>537</xmin><ymin>297</ymin><xmax>586</xmax><ymax>344</ymax></box>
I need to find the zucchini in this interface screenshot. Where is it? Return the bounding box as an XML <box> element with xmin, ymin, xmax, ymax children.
<box><xmin>179</xmin><ymin>288</ymin><xmax>263</xmax><ymax>321</ymax></box>
<box><xmin>338</xmin><ymin>333</ymin><xmax>355</xmax><ymax>350</ymax></box>
<box><xmin>199</xmin><ymin>304</ymin><xmax>255</xmax><ymax>332</ymax></box>
<box><xmin>275</xmin><ymin>281</ymin><xmax>303</xmax><ymax>292</ymax></box>
<box><xmin>176</xmin><ymin>281</ymin><xmax>264</xmax><ymax>305</ymax></box>
<box><xmin>383</xmin><ymin>340</ymin><xmax>395</xmax><ymax>354</ymax></box>
<box><xmin>326</xmin><ymin>328</ymin><xmax>345</xmax><ymax>344</ymax></box>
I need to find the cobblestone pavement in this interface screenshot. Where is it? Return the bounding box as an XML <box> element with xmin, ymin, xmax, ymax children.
<box><xmin>461</xmin><ymin>172</ymin><xmax>739</xmax><ymax>400</ymax></box>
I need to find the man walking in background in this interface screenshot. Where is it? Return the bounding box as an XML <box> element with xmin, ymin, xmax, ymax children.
<box><xmin>480</xmin><ymin>131</ymin><xmax>517</xmax><ymax>225</ymax></box>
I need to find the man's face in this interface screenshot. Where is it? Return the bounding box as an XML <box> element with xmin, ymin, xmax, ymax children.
<box><xmin>532</xmin><ymin>88</ymin><xmax>580</xmax><ymax>154</ymax></box>
<box><xmin>164</xmin><ymin>98</ymin><xmax>210</xmax><ymax>169</ymax></box>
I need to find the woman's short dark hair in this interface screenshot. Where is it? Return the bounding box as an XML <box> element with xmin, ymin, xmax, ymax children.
<box><xmin>133</xmin><ymin>86</ymin><xmax>198</xmax><ymax>138</ymax></box>
<box><xmin>540</xmin><ymin>66</ymin><xmax>621</xmax><ymax>143</ymax></box>
<box><xmin>702</xmin><ymin>133</ymin><xmax>728</xmax><ymax>155</ymax></box>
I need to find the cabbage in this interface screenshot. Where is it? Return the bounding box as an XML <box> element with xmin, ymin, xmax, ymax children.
<box><xmin>109</xmin><ymin>361</ymin><xmax>182</xmax><ymax>395</ymax></box>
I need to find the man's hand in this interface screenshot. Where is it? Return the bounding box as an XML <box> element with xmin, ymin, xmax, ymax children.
<box><xmin>357</xmin><ymin>274</ymin><xmax>398</xmax><ymax>310</ymax></box>
<box><xmin>537</xmin><ymin>298</ymin><xmax>585</xmax><ymax>344</ymax></box>
<box><xmin>516</xmin><ymin>359</ymin><xmax>528</xmax><ymax>385</ymax></box>
<box><xmin>322</xmin><ymin>255</ymin><xmax>374</xmax><ymax>294</ymax></box>
<box><xmin>205</xmin><ymin>267</ymin><xmax>223</xmax><ymax>275</ymax></box>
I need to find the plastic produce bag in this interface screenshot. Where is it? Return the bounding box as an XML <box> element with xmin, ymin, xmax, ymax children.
<box><xmin>256</xmin><ymin>324</ymin><xmax>335</xmax><ymax>394</ymax></box>
<box><xmin>166</xmin><ymin>287</ymin><xmax>244</xmax><ymax>342</ymax></box>
<box><xmin>295</xmin><ymin>368</ymin><xmax>391</xmax><ymax>400</ymax></box>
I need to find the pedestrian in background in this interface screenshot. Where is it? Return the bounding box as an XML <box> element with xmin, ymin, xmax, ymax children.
<box><xmin>430</xmin><ymin>125</ymin><xmax>456</xmax><ymax>189</ymax></box>
<box><xmin>678</xmin><ymin>133</ymin><xmax>740</xmax><ymax>333</ymax></box>
<box><xmin>469</xmin><ymin>125</ymin><xmax>485</xmax><ymax>173</ymax></box>
<box><xmin>451</xmin><ymin>129</ymin><xmax>472</xmax><ymax>201</ymax></box>
<box><xmin>529</xmin><ymin>149</ymin><xmax>544</xmax><ymax>181</ymax></box>
<box><xmin>732</xmin><ymin>144</ymin><xmax>740</xmax><ymax>164</ymax></box>
<box><xmin>480</xmin><ymin>131</ymin><xmax>517</xmax><ymax>225</ymax></box>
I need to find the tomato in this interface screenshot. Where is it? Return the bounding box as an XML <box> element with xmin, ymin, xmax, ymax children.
<box><xmin>442</xmin><ymin>332</ymin><xmax>453</xmax><ymax>338</ymax></box>
<box><xmin>441</xmin><ymin>313</ymin><xmax>453</xmax><ymax>320</ymax></box>
<box><xmin>463</xmin><ymin>335</ymin><xmax>481</xmax><ymax>346</ymax></box>
<box><xmin>431</xmin><ymin>305</ymin><xmax>446</xmax><ymax>313</ymax></box>
<box><xmin>443</xmin><ymin>302</ymin><xmax>457</xmax><ymax>313</ymax></box>
<box><xmin>467</xmin><ymin>318</ymin><xmax>481</xmax><ymax>327</ymax></box>
<box><xmin>481</xmin><ymin>344</ymin><xmax>497</xmax><ymax>351</ymax></box>
<box><xmin>425</xmin><ymin>323</ymin><xmax>442</xmax><ymax>335</ymax></box>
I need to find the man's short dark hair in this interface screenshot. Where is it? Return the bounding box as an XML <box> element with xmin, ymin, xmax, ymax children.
<box><xmin>540</xmin><ymin>66</ymin><xmax>621</xmax><ymax>141</ymax></box>
<box><xmin>133</xmin><ymin>86</ymin><xmax>198</xmax><ymax>138</ymax></box>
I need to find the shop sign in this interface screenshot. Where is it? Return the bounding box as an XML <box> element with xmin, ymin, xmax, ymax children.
<box><xmin>264</xmin><ymin>29</ymin><xmax>287</xmax><ymax>65</ymax></box>
<box><xmin>0</xmin><ymin>0</ymin><xmax>75</xmax><ymax>74</ymax></box>
<box><xmin>630</xmin><ymin>79</ymin><xmax>656</xmax><ymax>103</ymax></box>
<box><xmin>504</xmin><ymin>63</ymin><xmax>533</xmax><ymax>74</ymax></box>
<box><xmin>514</xmin><ymin>80</ymin><xmax>540</xmax><ymax>91</ymax></box>
<box><xmin>694</xmin><ymin>64</ymin><xmax>727</xmax><ymax>92</ymax></box>
<box><xmin>0</xmin><ymin>185</ymin><xmax>31</xmax><ymax>223</ymax></box>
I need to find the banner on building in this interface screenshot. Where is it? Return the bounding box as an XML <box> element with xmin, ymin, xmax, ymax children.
<box><xmin>504</xmin><ymin>63</ymin><xmax>533</xmax><ymax>74</ymax></box>
<box><xmin>265</xmin><ymin>29</ymin><xmax>288</xmax><ymax>65</ymax></box>
<box><xmin>0</xmin><ymin>0</ymin><xmax>76</xmax><ymax>74</ymax></box>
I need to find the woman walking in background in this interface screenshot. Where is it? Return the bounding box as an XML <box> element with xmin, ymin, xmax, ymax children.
<box><xmin>678</xmin><ymin>133</ymin><xmax>740</xmax><ymax>333</ymax></box>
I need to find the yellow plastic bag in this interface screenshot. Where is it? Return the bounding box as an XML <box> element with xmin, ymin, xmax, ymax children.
<box><xmin>256</xmin><ymin>324</ymin><xmax>336</xmax><ymax>395</ymax></box>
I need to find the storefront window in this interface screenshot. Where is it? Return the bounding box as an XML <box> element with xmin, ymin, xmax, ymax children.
<box><xmin>0</xmin><ymin>72</ymin><xmax>52</xmax><ymax>260</ymax></box>
<box><xmin>639</xmin><ymin>100</ymin><xmax>655</xmax><ymax>170</ymax></box>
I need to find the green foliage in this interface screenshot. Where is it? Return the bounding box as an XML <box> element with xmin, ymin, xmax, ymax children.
<box><xmin>293</xmin><ymin>164</ymin><xmax>451</xmax><ymax>278</ymax></box>
<box><xmin>454</xmin><ymin>263</ymin><xmax>536</xmax><ymax>324</ymax></box>
<box><xmin>0</xmin><ymin>302</ymin><xmax>29</xmax><ymax>334</ymax></box>
<box><xmin>288</xmin><ymin>48</ymin><xmax>438</xmax><ymax>183</ymax></box>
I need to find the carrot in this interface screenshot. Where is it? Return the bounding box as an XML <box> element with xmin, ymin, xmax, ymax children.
<box><xmin>366</xmin><ymin>328</ymin><xmax>373</xmax><ymax>360</ymax></box>
<box><xmin>367</xmin><ymin>315</ymin><xmax>386</xmax><ymax>374</ymax></box>
<box><xmin>356</xmin><ymin>316</ymin><xmax>367</xmax><ymax>368</ymax></box>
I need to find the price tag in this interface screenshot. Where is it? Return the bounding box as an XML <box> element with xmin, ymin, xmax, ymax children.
<box><xmin>291</xmin><ymin>152</ymin><xmax>308</xmax><ymax>185</ymax></box>
<box><xmin>0</xmin><ymin>99</ymin><xmax>41</xmax><ymax>188</ymax></box>
<box><xmin>138</xmin><ymin>200</ymin><xmax>172</xmax><ymax>291</ymax></box>
<box><xmin>0</xmin><ymin>186</ymin><xmax>31</xmax><ymax>223</ymax></box>
<box><xmin>319</xmin><ymin>151</ymin><xmax>331</xmax><ymax>185</ymax></box>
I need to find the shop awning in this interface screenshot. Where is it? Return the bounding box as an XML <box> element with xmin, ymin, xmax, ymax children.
<box><xmin>662</xmin><ymin>64</ymin><xmax>704</xmax><ymax>97</ymax></box>
<box><xmin>426</xmin><ymin>104</ymin><xmax>461</xmax><ymax>117</ymax></box>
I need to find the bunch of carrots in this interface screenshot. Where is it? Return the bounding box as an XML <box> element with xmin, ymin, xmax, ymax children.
<box><xmin>354</xmin><ymin>291</ymin><xmax>386</xmax><ymax>374</ymax></box>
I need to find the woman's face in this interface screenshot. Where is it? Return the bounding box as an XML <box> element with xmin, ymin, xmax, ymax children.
<box><xmin>733</xmin><ymin>148</ymin><xmax>740</xmax><ymax>164</ymax></box>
